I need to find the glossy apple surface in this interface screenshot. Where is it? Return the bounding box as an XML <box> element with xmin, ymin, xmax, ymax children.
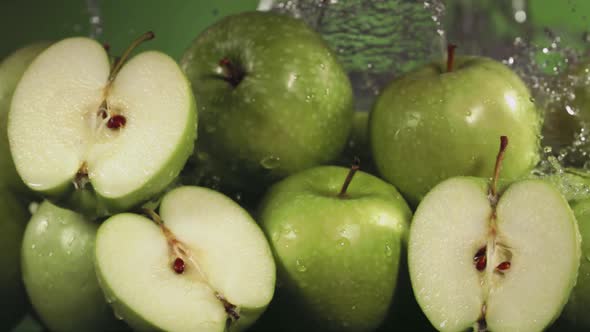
<box><xmin>181</xmin><ymin>11</ymin><xmax>353</xmax><ymax>199</ymax></box>
<box><xmin>21</xmin><ymin>201</ymin><xmax>124</xmax><ymax>332</ymax></box>
<box><xmin>371</xmin><ymin>56</ymin><xmax>541</xmax><ymax>206</ymax></box>
<box><xmin>257</xmin><ymin>166</ymin><xmax>411</xmax><ymax>332</ymax></box>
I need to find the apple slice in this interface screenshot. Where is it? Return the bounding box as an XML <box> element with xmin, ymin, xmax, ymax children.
<box><xmin>95</xmin><ymin>186</ymin><xmax>275</xmax><ymax>331</ymax></box>
<box><xmin>409</xmin><ymin>137</ymin><xmax>581</xmax><ymax>332</ymax></box>
<box><xmin>8</xmin><ymin>33</ymin><xmax>197</xmax><ymax>216</ymax></box>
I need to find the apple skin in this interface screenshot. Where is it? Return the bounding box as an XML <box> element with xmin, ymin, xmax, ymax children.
<box><xmin>337</xmin><ymin>111</ymin><xmax>377</xmax><ymax>175</ymax></box>
<box><xmin>559</xmin><ymin>198</ymin><xmax>590</xmax><ymax>330</ymax></box>
<box><xmin>0</xmin><ymin>42</ymin><xmax>50</xmax><ymax>198</ymax></box>
<box><xmin>181</xmin><ymin>11</ymin><xmax>354</xmax><ymax>199</ymax></box>
<box><xmin>256</xmin><ymin>166</ymin><xmax>411</xmax><ymax>332</ymax></box>
<box><xmin>21</xmin><ymin>201</ymin><xmax>125</xmax><ymax>332</ymax></box>
<box><xmin>0</xmin><ymin>190</ymin><xmax>29</xmax><ymax>331</ymax></box>
<box><xmin>370</xmin><ymin>56</ymin><xmax>541</xmax><ymax>206</ymax></box>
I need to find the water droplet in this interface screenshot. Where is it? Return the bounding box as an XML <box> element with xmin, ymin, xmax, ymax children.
<box><xmin>295</xmin><ymin>259</ymin><xmax>307</xmax><ymax>272</ymax></box>
<box><xmin>260</xmin><ymin>155</ymin><xmax>281</xmax><ymax>169</ymax></box>
<box><xmin>113</xmin><ymin>309</ymin><xmax>124</xmax><ymax>320</ymax></box>
<box><xmin>385</xmin><ymin>244</ymin><xmax>393</xmax><ymax>257</ymax></box>
<box><xmin>585</xmin><ymin>254</ymin><xmax>590</xmax><ymax>262</ymax></box>
<box><xmin>31</xmin><ymin>244</ymin><xmax>36</xmax><ymax>250</ymax></box>
<box><xmin>336</xmin><ymin>238</ymin><xmax>349</xmax><ymax>249</ymax></box>
<box><xmin>351</xmin><ymin>305</ymin><xmax>357</xmax><ymax>310</ymax></box>
<box><xmin>544</xmin><ymin>146</ymin><xmax>553</xmax><ymax>153</ymax></box>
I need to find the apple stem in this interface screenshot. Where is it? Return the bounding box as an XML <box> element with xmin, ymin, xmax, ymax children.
<box><xmin>219</xmin><ymin>58</ymin><xmax>245</xmax><ymax>87</ymax></box>
<box><xmin>489</xmin><ymin>136</ymin><xmax>508</xmax><ymax>205</ymax></box>
<box><xmin>73</xmin><ymin>162</ymin><xmax>89</xmax><ymax>190</ymax></box>
<box><xmin>107</xmin><ymin>31</ymin><xmax>155</xmax><ymax>84</ymax></box>
<box><xmin>338</xmin><ymin>157</ymin><xmax>361</xmax><ymax>198</ymax></box>
<box><xmin>216</xmin><ymin>293</ymin><xmax>240</xmax><ymax>322</ymax></box>
<box><xmin>446</xmin><ymin>44</ymin><xmax>457</xmax><ymax>72</ymax></box>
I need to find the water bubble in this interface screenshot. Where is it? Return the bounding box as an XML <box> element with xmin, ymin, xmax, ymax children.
<box><xmin>385</xmin><ymin>244</ymin><xmax>393</xmax><ymax>257</ymax></box>
<box><xmin>295</xmin><ymin>259</ymin><xmax>307</xmax><ymax>272</ymax></box>
<box><xmin>260</xmin><ymin>155</ymin><xmax>281</xmax><ymax>169</ymax></box>
<box><xmin>336</xmin><ymin>238</ymin><xmax>349</xmax><ymax>249</ymax></box>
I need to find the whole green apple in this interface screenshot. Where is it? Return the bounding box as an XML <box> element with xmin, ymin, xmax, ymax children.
<box><xmin>181</xmin><ymin>11</ymin><xmax>354</xmax><ymax>199</ymax></box>
<box><xmin>0</xmin><ymin>190</ymin><xmax>29</xmax><ymax>331</ymax></box>
<box><xmin>0</xmin><ymin>42</ymin><xmax>50</xmax><ymax>197</ymax></box>
<box><xmin>257</xmin><ymin>165</ymin><xmax>411</xmax><ymax>332</ymax></box>
<box><xmin>370</xmin><ymin>47</ymin><xmax>541</xmax><ymax>206</ymax></box>
<box><xmin>536</xmin><ymin>167</ymin><xmax>590</xmax><ymax>203</ymax></box>
<box><xmin>21</xmin><ymin>201</ymin><xmax>124</xmax><ymax>332</ymax></box>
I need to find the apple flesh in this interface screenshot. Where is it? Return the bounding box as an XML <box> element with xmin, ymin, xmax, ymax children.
<box><xmin>409</xmin><ymin>177</ymin><xmax>580</xmax><ymax>331</ymax></box>
<box><xmin>0</xmin><ymin>190</ymin><xmax>29</xmax><ymax>331</ymax></box>
<box><xmin>181</xmin><ymin>11</ymin><xmax>353</xmax><ymax>199</ymax></box>
<box><xmin>256</xmin><ymin>166</ymin><xmax>411</xmax><ymax>332</ymax></box>
<box><xmin>0</xmin><ymin>42</ymin><xmax>50</xmax><ymax>197</ymax></box>
<box><xmin>8</xmin><ymin>35</ymin><xmax>197</xmax><ymax>217</ymax></box>
<box><xmin>370</xmin><ymin>55</ymin><xmax>541</xmax><ymax>206</ymax></box>
<box><xmin>94</xmin><ymin>186</ymin><xmax>275</xmax><ymax>332</ymax></box>
<box><xmin>21</xmin><ymin>200</ymin><xmax>124</xmax><ymax>332</ymax></box>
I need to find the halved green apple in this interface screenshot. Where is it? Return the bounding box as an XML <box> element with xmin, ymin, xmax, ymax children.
<box><xmin>94</xmin><ymin>186</ymin><xmax>276</xmax><ymax>332</ymax></box>
<box><xmin>409</xmin><ymin>137</ymin><xmax>581</xmax><ymax>332</ymax></box>
<box><xmin>8</xmin><ymin>33</ymin><xmax>197</xmax><ymax>217</ymax></box>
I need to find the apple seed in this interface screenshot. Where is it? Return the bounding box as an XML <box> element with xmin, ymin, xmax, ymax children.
<box><xmin>338</xmin><ymin>156</ymin><xmax>361</xmax><ymax>198</ymax></box>
<box><xmin>173</xmin><ymin>257</ymin><xmax>185</xmax><ymax>274</ymax></box>
<box><xmin>106</xmin><ymin>115</ymin><xmax>127</xmax><ymax>129</ymax></box>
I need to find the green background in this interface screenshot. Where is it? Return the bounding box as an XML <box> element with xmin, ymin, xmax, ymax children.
<box><xmin>0</xmin><ymin>0</ymin><xmax>259</xmax><ymax>60</ymax></box>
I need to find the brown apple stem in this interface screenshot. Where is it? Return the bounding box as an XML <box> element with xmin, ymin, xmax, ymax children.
<box><xmin>338</xmin><ymin>157</ymin><xmax>361</xmax><ymax>198</ymax></box>
<box><xmin>107</xmin><ymin>31</ymin><xmax>155</xmax><ymax>85</ymax></box>
<box><xmin>489</xmin><ymin>136</ymin><xmax>508</xmax><ymax>206</ymax></box>
<box><xmin>219</xmin><ymin>58</ymin><xmax>245</xmax><ymax>87</ymax></box>
<box><xmin>446</xmin><ymin>44</ymin><xmax>457</xmax><ymax>72</ymax></box>
<box><xmin>73</xmin><ymin>162</ymin><xmax>89</xmax><ymax>190</ymax></box>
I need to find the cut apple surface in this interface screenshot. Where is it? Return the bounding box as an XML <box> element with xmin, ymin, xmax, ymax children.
<box><xmin>8</xmin><ymin>36</ymin><xmax>196</xmax><ymax>215</ymax></box>
<box><xmin>95</xmin><ymin>186</ymin><xmax>275</xmax><ymax>332</ymax></box>
<box><xmin>409</xmin><ymin>177</ymin><xmax>580</xmax><ymax>332</ymax></box>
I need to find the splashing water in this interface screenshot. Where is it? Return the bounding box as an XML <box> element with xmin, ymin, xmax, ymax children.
<box><xmin>267</xmin><ymin>0</ymin><xmax>590</xmax><ymax>183</ymax></box>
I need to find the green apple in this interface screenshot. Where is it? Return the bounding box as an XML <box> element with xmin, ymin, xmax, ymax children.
<box><xmin>371</xmin><ymin>46</ymin><xmax>541</xmax><ymax>206</ymax></box>
<box><xmin>181</xmin><ymin>11</ymin><xmax>353</xmax><ymax>199</ymax></box>
<box><xmin>8</xmin><ymin>33</ymin><xmax>196</xmax><ymax>217</ymax></box>
<box><xmin>559</xmin><ymin>198</ymin><xmax>590</xmax><ymax>330</ymax></box>
<box><xmin>337</xmin><ymin>111</ymin><xmax>377</xmax><ymax>174</ymax></box>
<box><xmin>535</xmin><ymin>167</ymin><xmax>590</xmax><ymax>203</ymax></box>
<box><xmin>409</xmin><ymin>137</ymin><xmax>580</xmax><ymax>331</ymax></box>
<box><xmin>21</xmin><ymin>200</ymin><xmax>124</xmax><ymax>332</ymax></box>
<box><xmin>256</xmin><ymin>165</ymin><xmax>411</xmax><ymax>332</ymax></box>
<box><xmin>94</xmin><ymin>186</ymin><xmax>275</xmax><ymax>331</ymax></box>
<box><xmin>0</xmin><ymin>190</ymin><xmax>29</xmax><ymax>331</ymax></box>
<box><xmin>0</xmin><ymin>42</ymin><xmax>50</xmax><ymax>197</ymax></box>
